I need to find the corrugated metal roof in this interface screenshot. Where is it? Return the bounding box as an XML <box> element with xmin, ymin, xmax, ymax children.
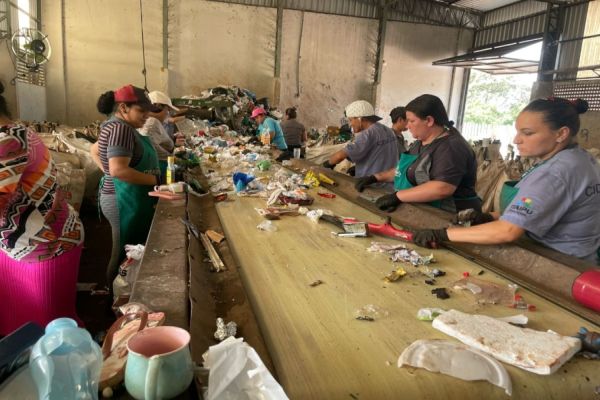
<box><xmin>556</xmin><ymin>2</ymin><xmax>590</xmax><ymax>79</ymax></box>
<box><xmin>482</xmin><ymin>0</ymin><xmax>547</xmax><ymax>26</ymax></box>
<box><xmin>475</xmin><ymin>12</ymin><xmax>546</xmax><ymax>47</ymax></box>
<box><xmin>452</xmin><ymin>0</ymin><xmax>521</xmax><ymax>13</ymax></box>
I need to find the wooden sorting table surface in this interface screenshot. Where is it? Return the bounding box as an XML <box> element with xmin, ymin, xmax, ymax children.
<box><xmin>214</xmin><ymin>177</ymin><xmax>600</xmax><ymax>399</ymax></box>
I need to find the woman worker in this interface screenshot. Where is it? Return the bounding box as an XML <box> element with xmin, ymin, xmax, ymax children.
<box><xmin>251</xmin><ymin>107</ymin><xmax>288</xmax><ymax>152</ymax></box>
<box><xmin>413</xmin><ymin>98</ymin><xmax>600</xmax><ymax>265</ymax></box>
<box><xmin>355</xmin><ymin>94</ymin><xmax>480</xmax><ymax>213</ymax></box>
<box><xmin>280</xmin><ymin>107</ymin><xmax>307</xmax><ymax>157</ymax></box>
<box><xmin>140</xmin><ymin>90</ymin><xmax>179</xmax><ymax>179</ymax></box>
<box><xmin>93</xmin><ymin>84</ymin><xmax>160</xmax><ymax>284</ymax></box>
<box><xmin>0</xmin><ymin>81</ymin><xmax>84</xmax><ymax>334</ymax></box>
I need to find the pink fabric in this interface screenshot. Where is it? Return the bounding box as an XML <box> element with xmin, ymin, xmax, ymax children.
<box><xmin>0</xmin><ymin>245</ymin><xmax>83</xmax><ymax>336</ymax></box>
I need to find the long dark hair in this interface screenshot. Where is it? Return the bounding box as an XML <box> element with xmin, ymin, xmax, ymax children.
<box><xmin>0</xmin><ymin>81</ymin><xmax>10</xmax><ymax>119</ymax></box>
<box><xmin>522</xmin><ymin>97</ymin><xmax>588</xmax><ymax>136</ymax></box>
<box><xmin>406</xmin><ymin>94</ymin><xmax>457</xmax><ymax>133</ymax></box>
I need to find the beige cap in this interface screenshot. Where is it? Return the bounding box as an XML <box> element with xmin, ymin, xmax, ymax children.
<box><xmin>345</xmin><ymin>100</ymin><xmax>381</xmax><ymax>120</ymax></box>
<box><xmin>148</xmin><ymin>91</ymin><xmax>180</xmax><ymax>112</ymax></box>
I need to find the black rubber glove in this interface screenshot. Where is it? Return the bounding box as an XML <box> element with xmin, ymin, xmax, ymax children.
<box><xmin>375</xmin><ymin>193</ymin><xmax>401</xmax><ymax>212</ymax></box>
<box><xmin>322</xmin><ymin>160</ymin><xmax>335</xmax><ymax>169</ymax></box>
<box><xmin>347</xmin><ymin>166</ymin><xmax>356</xmax><ymax>177</ymax></box>
<box><xmin>354</xmin><ymin>175</ymin><xmax>377</xmax><ymax>192</ymax></box>
<box><xmin>453</xmin><ymin>209</ymin><xmax>495</xmax><ymax>226</ymax></box>
<box><xmin>413</xmin><ymin>229</ymin><xmax>449</xmax><ymax>249</ymax></box>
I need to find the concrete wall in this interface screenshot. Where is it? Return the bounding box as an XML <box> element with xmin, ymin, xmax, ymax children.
<box><xmin>579</xmin><ymin>111</ymin><xmax>600</xmax><ymax>150</ymax></box>
<box><xmin>378</xmin><ymin>23</ymin><xmax>473</xmax><ymax>127</ymax></box>
<box><xmin>34</xmin><ymin>0</ymin><xmax>470</xmax><ymax>129</ymax></box>
<box><xmin>169</xmin><ymin>1</ymin><xmax>276</xmax><ymax>100</ymax></box>
<box><xmin>279</xmin><ymin>11</ymin><xmax>378</xmax><ymax>129</ymax></box>
<box><xmin>43</xmin><ymin>0</ymin><xmax>164</xmax><ymax>126</ymax></box>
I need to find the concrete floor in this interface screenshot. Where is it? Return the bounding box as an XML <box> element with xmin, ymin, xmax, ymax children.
<box><xmin>76</xmin><ymin>200</ymin><xmax>116</xmax><ymax>338</ymax></box>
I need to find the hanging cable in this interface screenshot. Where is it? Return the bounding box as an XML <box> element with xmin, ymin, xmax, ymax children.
<box><xmin>139</xmin><ymin>0</ymin><xmax>148</xmax><ymax>90</ymax></box>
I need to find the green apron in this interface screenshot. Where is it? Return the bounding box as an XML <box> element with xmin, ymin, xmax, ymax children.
<box><xmin>393</xmin><ymin>152</ymin><xmax>445</xmax><ymax>209</ymax></box>
<box><xmin>113</xmin><ymin>134</ymin><xmax>159</xmax><ymax>261</ymax></box>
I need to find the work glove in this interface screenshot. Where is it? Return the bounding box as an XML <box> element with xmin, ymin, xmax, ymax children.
<box><xmin>322</xmin><ymin>160</ymin><xmax>335</xmax><ymax>169</ymax></box>
<box><xmin>453</xmin><ymin>208</ymin><xmax>495</xmax><ymax>226</ymax></box>
<box><xmin>354</xmin><ymin>175</ymin><xmax>377</xmax><ymax>192</ymax></box>
<box><xmin>413</xmin><ymin>228</ymin><xmax>449</xmax><ymax>249</ymax></box>
<box><xmin>347</xmin><ymin>166</ymin><xmax>356</xmax><ymax>177</ymax></box>
<box><xmin>375</xmin><ymin>193</ymin><xmax>401</xmax><ymax>213</ymax></box>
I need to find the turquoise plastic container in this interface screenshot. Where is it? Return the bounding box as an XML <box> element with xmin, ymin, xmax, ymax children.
<box><xmin>29</xmin><ymin>318</ymin><xmax>102</xmax><ymax>400</ymax></box>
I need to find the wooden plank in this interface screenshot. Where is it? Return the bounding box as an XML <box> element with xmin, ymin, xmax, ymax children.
<box><xmin>215</xmin><ymin>178</ymin><xmax>600</xmax><ymax>399</ymax></box>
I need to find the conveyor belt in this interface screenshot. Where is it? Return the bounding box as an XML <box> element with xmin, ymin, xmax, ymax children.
<box><xmin>211</xmin><ymin>162</ymin><xmax>600</xmax><ymax>399</ymax></box>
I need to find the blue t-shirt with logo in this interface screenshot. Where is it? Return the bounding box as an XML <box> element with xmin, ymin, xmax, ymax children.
<box><xmin>500</xmin><ymin>146</ymin><xmax>600</xmax><ymax>264</ymax></box>
<box><xmin>258</xmin><ymin>117</ymin><xmax>287</xmax><ymax>150</ymax></box>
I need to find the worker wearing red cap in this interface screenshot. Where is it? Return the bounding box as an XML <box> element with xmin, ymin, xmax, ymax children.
<box><xmin>92</xmin><ymin>84</ymin><xmax>160</xmax><ymax>285</ymax></box>
<box><xmin>251</xmin><ymin>107</ymin><xmax>288</xmax><ymax>152</ymax></box>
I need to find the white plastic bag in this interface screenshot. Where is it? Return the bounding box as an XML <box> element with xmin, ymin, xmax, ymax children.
<box><xmin>203</xmin><ymin>337</ymin><xmax>289</xmax><ymax>400</ymax></box>
<box><xmin>112</xmin><ymin>244</ymin><xmax>145</xmax><ymax>302</ymax></box>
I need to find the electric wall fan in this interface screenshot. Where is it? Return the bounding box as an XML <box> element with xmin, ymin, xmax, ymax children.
<box><xmin>10</xmin><ymin>28</ymin><xmax>52</xmax><ymax>70</ymax></box>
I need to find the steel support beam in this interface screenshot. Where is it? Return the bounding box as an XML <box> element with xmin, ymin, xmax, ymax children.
<box><xmin>162</xmin><ymin>0</ymin><xmax>168</xmax><ymax>69</ymax></box>
<box><xmin>274</xmin><ymin>0</ymin><xmax>283</xmax><ymax>79</ymax></box>
<box><xmin>387</xmin><ymin>0</ymin><xmax>481</xmax><ymax>29</ymax></box>
<box><xmin>373</xmin><ymin>0</ymin><xmax>387</xmax><ymax>86</ymax></box>
<box><xmin>538</xmin><ymin>3</ymin><xmax>564</xmax><ymax>82</ymax></box>
<box><xmin>0</xmin><ymin>0</ymin><xmax>11</xmax><ymax>40</ymax></box>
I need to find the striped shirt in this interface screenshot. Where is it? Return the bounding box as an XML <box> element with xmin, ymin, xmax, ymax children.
<box><xmin>98</xmin><ymin>119</ymin><xmax>144</xmax><ymax>194</ymax></box>
<box><xmin>0</xmin><ymin>124</ymin><xmax>84</xmax><ymax>262</ymax></box>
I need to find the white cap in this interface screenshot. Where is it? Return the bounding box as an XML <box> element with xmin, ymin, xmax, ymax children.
<box><xmin>345</xmin><ymin>100</ymin><xmax>380</xmax><ymax>120</ymax></box>
<box><xmin>148</xmin><ymin>91</ymin><xmax>180</xmax><ymax>112</ymax></box>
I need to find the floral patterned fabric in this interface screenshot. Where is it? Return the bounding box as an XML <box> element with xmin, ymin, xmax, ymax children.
<box><xmin>0</xmin><ymin>124</ymin><xmax>84</xmax><ymax>262</ymax></box>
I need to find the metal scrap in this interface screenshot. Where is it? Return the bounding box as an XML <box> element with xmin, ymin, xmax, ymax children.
<box><xmin>214</xmin><ymin>317</ymin><xmax>237</xmax><ymax>341</ymax></box>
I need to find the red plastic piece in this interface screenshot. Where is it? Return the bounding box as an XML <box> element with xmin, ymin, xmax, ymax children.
<box><xmin>527</xmin><ymin>304</ymin><xmax>537</xmax><ymax>312</ymax></box>
<box><xmin>572</xmin><ymin>269</ymin><xmax>600</xmax><ymax>313</ymax></box>
<box><xmin>462</xmin><ymin>272</ymin><xmax>470</xmax><ymax>278</ymax></box>
<box><xmin>317</xmin><ymin>192</ymin><xmax>336</xmax><ymax>199</ymax></box>
<box><xmin>365</xmin><ymin>217</ymin><xmax>414</xmax><ymax>243</ymax></box>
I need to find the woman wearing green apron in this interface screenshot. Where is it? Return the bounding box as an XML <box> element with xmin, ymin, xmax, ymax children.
<box><xmin>413</xmin><ymin>97</ymin><xmax>600</xmax><ymax>265</ymax></box>
<box><xmin>95</xmin><ymin>85</ymin><xmax>160</xmax><ymax>285</ymax></box>
<box><xmin>355</xmin><ymin>94</ymin><xmax>480</xmax><ymax>213</ymax></box>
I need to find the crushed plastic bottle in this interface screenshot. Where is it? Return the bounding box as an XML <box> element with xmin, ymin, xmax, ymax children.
<box><xmin>29</xmin><ymin>318</ymin><xmax>103</xmax><ymax>400</ymax></box>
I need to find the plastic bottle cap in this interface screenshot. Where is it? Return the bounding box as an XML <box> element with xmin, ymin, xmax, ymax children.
<box><xmin>462</xmin><ymin>272</ymin><xmax>470</xmax><ymax>278</ymax></box>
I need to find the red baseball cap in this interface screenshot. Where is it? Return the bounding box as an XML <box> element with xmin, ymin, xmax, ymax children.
<box><xmin>114</xmin><ymin>85</ymin><xmax>152</xmax><ymax>109</ymax></box>
<box><xmin>251</xmin><ymin>107</ymin><xmax>267</xmax><ymax>119</ymax></box>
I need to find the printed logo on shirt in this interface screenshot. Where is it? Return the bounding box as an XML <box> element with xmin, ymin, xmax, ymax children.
<box><xmin>510</xmin><ymin>197</ymin><xmax>534</xmax><ymax>215</ymax></box>
<box><xmin>585</xmin><ymin>184</ymin><xmax>600</xmax><ymax>197</ymax></box>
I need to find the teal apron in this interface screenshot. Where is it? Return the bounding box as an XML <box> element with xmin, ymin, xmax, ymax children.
<box><xmin>393</xmin><ymin>150</ymin><xmax>477</xmax><ymax>210</ymax></box>
<box><xmin>393</xmin><ymin>152</ymin><xmax>446</xmax><ymax>209</ymax></box>
<box><xmin>113</xmin><ymin>134</ymin><xmax>159</xmax><ymax>261</ymax></box>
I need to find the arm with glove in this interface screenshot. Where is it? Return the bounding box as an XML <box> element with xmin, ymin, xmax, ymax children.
<box><xmin>374</xmin><ymin>180</ymin><xmax>456</xmax><ymax>213</ymax></box>
<box><xmin>355</xmin><ymin>167</ymin><xmax>395</xmax><ymax>192</ymax></box>
<box><xmin>322</xmin><ymin>148</ymin><xmax>349</xmax><ymax>169</ymax></box>
<box><xmin>413</xmin><ymin>220</ymin><xmax>525</xmax><ymax>249</ymax></box>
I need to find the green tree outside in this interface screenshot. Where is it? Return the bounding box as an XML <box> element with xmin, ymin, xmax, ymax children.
<box><xmin>464</xmin><ymin>70</ymin><xmax>533</xmax><ymax>126</ymax></box>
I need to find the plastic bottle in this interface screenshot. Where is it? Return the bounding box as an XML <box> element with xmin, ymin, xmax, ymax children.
<box><xmin>166</xmin><ymin>156</ymin><xmax>175</xmax><ymax>184</ymax></box>
<box><xmin>29</xmin><ymin>318</ymin><xmax>103</xmax><ymax>400</ymax></box>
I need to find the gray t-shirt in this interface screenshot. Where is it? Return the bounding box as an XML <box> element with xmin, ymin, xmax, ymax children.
<box><xmin>500</xmin><ymin>146</ymin><xmax>600</xmax><ymax>263</ymax></box>
<box><xmin>345</xmin><ymin>122</ymin><xmax>399</xmax><ymax>181</ymax></box>
<box><xmin>280</xmin><ymin>119</ymin><xmax>305</xmax><ymax>147</ymax></box>
<box><xmin>139</xmin><ymin>116</ymin><xmax>174</xmax><ymax>161</ymax></box>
